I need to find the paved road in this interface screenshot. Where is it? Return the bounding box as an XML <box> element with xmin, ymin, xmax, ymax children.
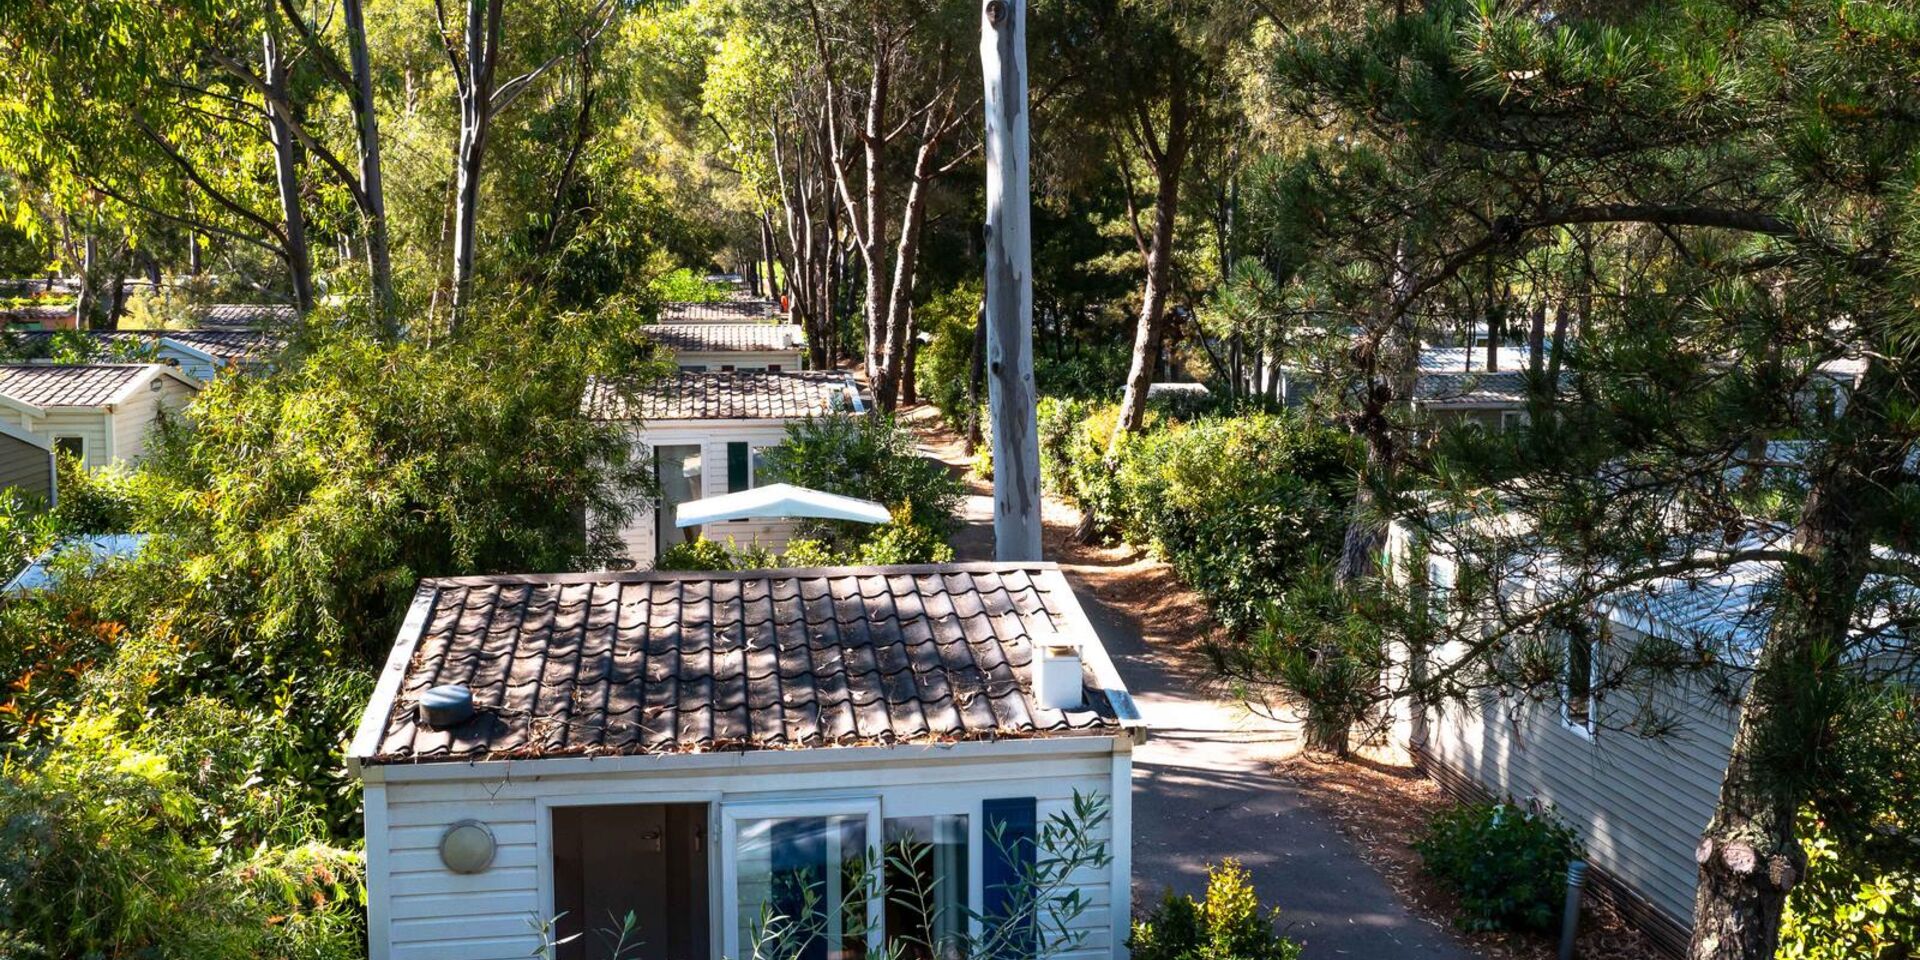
<box><xmin>939</xmin><ymin>455</ymin><xmax>1474</xmax><ymax>958</ymax></box>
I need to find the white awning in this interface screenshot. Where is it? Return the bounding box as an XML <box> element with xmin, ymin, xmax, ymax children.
<box><xmin>674</xmin><ymin>483</ymin><xmax>892</xmax><ymax>527</ymax></box>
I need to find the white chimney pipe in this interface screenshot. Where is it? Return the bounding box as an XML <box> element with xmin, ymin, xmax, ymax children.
<box><xmin>1031</xmin><ymin>622</ymin><xmax>1085</xmax><ymax>712</ymax></box>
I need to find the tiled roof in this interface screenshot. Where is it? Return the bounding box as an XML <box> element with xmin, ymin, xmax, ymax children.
<box><xmin>643</xmin><ymin>323</ymin><xmax>805</xmax><ymax>353</ymax></box>
<box><xmin>1413</xmin><ymin>369</ymin><xmax>1534</xmax><ymax>407</ymax></box>
<box><xmin>659</xmin><ymin>300</ymin><xmax>783</xmax><ymax>323</ymax></box>
<box><xmin>0</xmin><ymin>364</ymin><xmax>171</xmax><ymax>409</ymax></box>
<box><xmin>191</xmin><ymin>304</ymin><xmax>296</xmax><ymax>328</ymax></box>
<box><xmin>0</xmin><ymin>304</ymin><xmax>75</xmax><ymax>325</ymax></box>
<box><xmin>162</xmin><ymin>329</ymin><xmax>284</xmax><ymax>363</ymax></box>
<box><xmin>586</xmin><ymin>370</ymin><xmax>861</xmax><ymax>421</ymax></box>
<box><xmin>357</xmin><ymin>564</ymin><xmax>1135</xmax><ymax>764</ymax></box>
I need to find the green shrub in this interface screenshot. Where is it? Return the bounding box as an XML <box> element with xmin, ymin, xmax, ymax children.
<box><xmin>1129</xmin><ymin>859</ymin><xmax>1301</xmax><ymax>960</ymax></box>
<box><xmin>1781</xmin><ymin>688</ymin><xmax>1920</xmax><ymax>959</ymax></box>
<box><xmin>0</xmin><ymin>714</ymin><xmax>364</xmax><ymax>960</ymax></box>
<box><xmin>912</xmin><ymin>281</ymin><xmax>982</xmax><ymax>427</ymax></box>
<box><xmin>1039</xmin><ymin>406</ymin><xmax>1350</xmax><ymax>631</ymax></box>
<box><xmin>1414</xmin><ymin>802</ymin><xmax>1582</xmax><ymax>933</ymax></box>
<box><xmin>761</xmin><ymin>413</ymin><xmax>962</xmax><ymax>546</ymax></box>
<box><xmin>653</xmin><ymin>536</ymin><xmax>773</xmax><ymax>571</ymax></box>
<box><xmin>853</xmin><ymin>517</ymin><xmax>956</xmax><ymax>565</ymax></box>
<box><xmin>648</xmin><ymin>267</ymin><xmax>732</xmax><ymax>304</ymax></box>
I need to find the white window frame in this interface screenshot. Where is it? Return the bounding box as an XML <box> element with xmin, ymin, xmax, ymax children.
<box><xmin>718</xmin><ymin>796</ymin><xmax>884</xmax><ymax>960</ymax></box>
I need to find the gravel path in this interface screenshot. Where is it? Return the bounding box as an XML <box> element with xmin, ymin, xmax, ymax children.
<box><xmin>909</xmin><ymin>408</ymin><xmax>1476</xmax><ymax>959</ymax></box>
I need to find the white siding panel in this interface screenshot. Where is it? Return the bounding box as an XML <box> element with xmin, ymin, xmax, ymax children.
<box><xmin>369</xmin><ymin>744</ymin><xmax>1129</xmax><ymax>960</ymax></box>
<box><xmin>1421</xmin><ymin>634</ymin><xmax>1737</xmax><ymax>927</ymax></box>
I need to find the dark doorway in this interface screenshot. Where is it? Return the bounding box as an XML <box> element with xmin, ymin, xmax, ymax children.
<box><xmin>553</xmin><ymin>803</ymin><xmax>711</xmax><ymax>960</ymax></box>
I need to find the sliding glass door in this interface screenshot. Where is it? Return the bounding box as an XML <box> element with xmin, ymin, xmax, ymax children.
<box><xmin>654</xmin><ymin>444</ymin><xmax>703</xmax><ymax>558</ymax></box>
<box><xmin>720</xmin><ymin>800</ymin><xmax>882</xmax><ymax>960</ymax></box>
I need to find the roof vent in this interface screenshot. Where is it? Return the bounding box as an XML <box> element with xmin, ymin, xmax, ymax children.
<box><xmin>419</xmin><ymin>684</ymin><xmax>474</xmax><ymax>728</ymax></box>
<box><xmin>1031</xmin><ymin>622</ymin><xmax>1085</xmax><ymax>712</ymax></box>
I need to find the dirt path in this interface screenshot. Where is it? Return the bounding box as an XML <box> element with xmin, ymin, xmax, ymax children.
<box><xmin>903</xmin><ymin>407</ymin><xmax>1477</xmax><ymax>959</ymax></box>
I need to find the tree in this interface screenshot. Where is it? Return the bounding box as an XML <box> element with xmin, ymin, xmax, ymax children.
<box><xmin>440</xmin><ymin>0</ymin><xmax>619</xmax><ymax>325</ymax></box>
<box><xmin>1064</xmin><ymin>0</ymin><xmax>1235</xmax><ymax>448</ymax></box>
<box><xmin>800</xmin><ymin>0</ymin><xmax>976</xmax><ymax>411</ymax></box>
<box><xmin>1231</xmin><ymin>3</ymin><xmax>1920</xmax><ymax>956</ymax></box>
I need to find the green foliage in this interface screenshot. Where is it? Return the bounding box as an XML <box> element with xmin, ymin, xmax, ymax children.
<box><xmin>1041</xmin><ymin>402</ymin><xmax>1352</xmax><ymax>631</ymax></box>
<box><xmin>0</xmin><ymin>714</ymin><xmax>364</xmax><ymax>960</ymax></box>
<box><xmin>913</xmin><ymin>281</ymin><xmax>982</xmax><ymax>428</ymax></box>
<box><xmin>1130</xmin><ymin>859</ymin><xmax>1302</xmax><ymax>960</ymax></box>
<box><xmin>760</xmin><ymin>414</ymin><xmax>963</xmax><ymax>547</ymax></box>
<box><xmin>1220</xmin><ymin>574</ymin><xmax>1412</xmax><ymax>756</ymax></box>
<box><xmin>1781</xmin><ymin>688</ymin><xmax>1920</xmax><ymax>959</ymax></box>
<box><xmin>1780</xmin><ymin>814</ymin><xmax>1920</xmax><ymax>960</ymax></box>
<box><xmin>654</xmin><ymin>536</ymin><xmax>776</xmax><ymax>571</ymax></box>
<box><xmin>1414</xmin><ymin>802</ymin><xmax>1582</xmax><ymax>934</ymax></box>
<box><xmin>648</xmin><ymin>267</ymin><xmax>732</xmax><ymax>304</ymax></box>
<box><xmin>851</xmin><ymin>514</ymin><xmax>955</xmax><ymax>566</ymax></box>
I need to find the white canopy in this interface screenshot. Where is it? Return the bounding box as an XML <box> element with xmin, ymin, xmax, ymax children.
<box><xmin>675</xmin><ymin>483</ymin><xmax>892</xmax><ymax>527</ymax></box>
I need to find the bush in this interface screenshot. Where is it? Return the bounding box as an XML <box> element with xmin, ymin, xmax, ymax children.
<box><xmin>1039</xmin><ymin>405</ymin><xmax>1351</xmax><ymax>631</ymax></box>
<box><xmin>1130</xmin><ymin>859</ymin><xmax>1301</xmax><ymax>960</ymax></box>
<box><xmin>912</xmin><ymin>281</ymin><xmax>982</xmax><ymax>427</ymax></box>
<box><xmin>0</xmin><ymin>714</ymin><xmax>364</xmax><ymax>960</ymax></box>
<box><xmin>648</xmin><ymin>267</ymin><xmax>732</xmax><ymax>304</ymax></box>
<box><xmin>760</xmin><ymin>413</ymin><xmax>962</xmax><ymax>547</ymax></box>
<box><xmin>1414</xmin><ymin>802</ymin><xmax>1582</xmax><ymax>933</ymax></box>
<box><xmin>1781</xmin><ymin>687</ymin><xmax>1920</xmax><ymax>959</ymax></box>
<box><xmin>654</xmin><ymin>536</ymin><xmax>774</xmax><ymax>571</ymax></box>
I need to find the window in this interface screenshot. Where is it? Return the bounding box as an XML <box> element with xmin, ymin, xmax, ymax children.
<box><xmin>52</xmin><ymin>436</ymin><xmax>83</xmax><ymax>462</ymax></box>
<box><xmin>655</xmin><ymin>445</ymin><xmax>703</xmax><ymax>557</ymax></box>
<box><xmin>722</xmin><ymin>800</ymin><xmax>881</xmax><ymax>960</ymax></box>
<box><xmin>768</xmin><ymin>364</ymin><xmax>783</xmax><ymax>373</ymax></box>
<box><xmin>883</xmin><ymin>816</ymin><xmax>969</xmax><ymax>960</ymax></box>
<box><xmin>1562</xmin><ymin>629</ymin><xmax>1597</xmax><ymax>738</ymax></box>
<box><xmin>725</xmin><ymin>443</ymin><xmax>771</xmax><ymax>504</ymax></box>
<box><xmin>721</xmin><ymin>364</ymin><xmax>736</xmax><ymax>372</ymax></box>
<box><xmin>1500</xmin><ymin>410</ymin><xmax>1528</xmax><ymax>432</ymax></box>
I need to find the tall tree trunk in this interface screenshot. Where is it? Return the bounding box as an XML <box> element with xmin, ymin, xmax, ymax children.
<box><xmin>1687</xmin><ymin>363</ymin><xmax>1904</xmax><ymax>959</ymax></box>
<box><xmin>902</xmin><ymin>303</ymin><xmax>919</xmax><ymax>405</ymax></box>
<box><xmin>872</xmin><ymin>142</ymin><xmax>936</xmax><ymax>411</ymax></box>
<box><xmin>74</xmin><ymin>235</ymin><xmax>101</xmax><ymax>329</ymax></box>
<box><xmin>447</xmin><ymin>0</ymin><xmax>500</xmax><ymax>327</ymax></box>
<box><xmin>965</xmin><ymin>300</ymin><xmax>987</xmax><ymax>452</ymax></box>
<box><xmin>1110</xmin><ymin>153</ymin><xmax>1186</xmax><ymax>447</ymax></box>
<box><xmin>262</xmin><ymin>29</ymin><xmax>315</xmax><ymax>314</ymax></box>
<box><xmin>981</xmin><ymin>0</ymin><xmax>1042</xmax><ymax>562</ymax></box>
<box><xmin>342</xmin><ymin>0</ymin><xmax>394</xmax><ymax>328</ymax></box>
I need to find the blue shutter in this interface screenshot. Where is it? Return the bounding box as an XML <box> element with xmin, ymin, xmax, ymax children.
<box><xmin>728</xmin><ymin>442</ymin><xmax>751</xmax><ymax>493</ymax></box>
<box><xmin>983</xmin><ymin>797</ymin><xmax>1037</xmax><ymax>958</ymax></box>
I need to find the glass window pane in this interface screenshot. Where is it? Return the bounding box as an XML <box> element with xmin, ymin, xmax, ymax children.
<box><xmin>735</xmin><ymin>815</ymin><xmax>869</xmax><ymax>960</ymax></box>
<box><xmin>655</xmin><ymin>445</ymin><xmax>702</xmax><ymax>556</ymax></box>
<box><xmin>884</xmin><ymin>816</ymin><xmax>969</xmax><ymax>960</ymax></box>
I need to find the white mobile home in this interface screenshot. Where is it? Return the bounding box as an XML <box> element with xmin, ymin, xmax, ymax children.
<box><xmin>1387</xmin><ymin>522</ymin><xmax>1816</xmax><ymax>957</ymax></box>
<box><xmin>587</xmin><ymin>370</ymin><xmax>864</xmax><ymax>566</ymax></box>
<box><xmin>642</xmin><ymin>323</ymin><xmax>807</xmax><ymax>372</ymax></box>
<box><xmin>350</xmin><ymin>562</ymin><xmax>1143</xmax><ymax>960</ymax></box>
<box><xmin>0</xmin><ymin>364</ymin><xmax>198</xmax><ymax>470</ymax></box>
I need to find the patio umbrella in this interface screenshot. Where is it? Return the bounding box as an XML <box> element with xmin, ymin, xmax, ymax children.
<box><xmin>674</xmin><ymin>483</ymin><xmax>892</xmax><ymax>527</ymax></box>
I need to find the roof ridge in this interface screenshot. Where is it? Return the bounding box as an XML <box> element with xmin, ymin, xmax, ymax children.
<box><xmin>421</xmin><ymin>561</ymin><xmax>1061</xmax><ymax>588</ymax></box>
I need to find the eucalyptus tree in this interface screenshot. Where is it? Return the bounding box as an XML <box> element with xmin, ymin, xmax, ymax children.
<box><xmin>440</xmin><ymin>0</ymin><xmax>620</xmax><ymax>326</ymax></box>
<box><xmin>797</xmin><ymin>0</ymin><xmax>978</xmax><ymax>410</ymax></box>
<box><xmin>1230</xmin><ymin>2</ymin><xmax>1920</xmax><ymax>956</ymax></box>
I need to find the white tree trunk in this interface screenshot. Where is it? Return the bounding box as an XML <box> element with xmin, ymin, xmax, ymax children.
<box><xmin>980</xmin><ymin>0</ymin><xmax>1042</xmax><ymax>562</ymax></box>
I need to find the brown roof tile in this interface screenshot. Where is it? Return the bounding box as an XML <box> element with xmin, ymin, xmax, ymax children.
<box><xmin>359</xmin><ymin>564</ymin><xmax>1131</xmax><ymax>764</ymax></box>
<box><xmin>642</xmin><ymin>323</ymin><xmax>806</xmax><ymax>353</ymax></box>
<box><xmin>0</xmin><ymin>363</ymin><xmax>176</xmax><ymax>409</ymax></box>
<box><xmin>586</xmin><ymin>370</ymin><xmax>861</xmax><ymax>421</ymax></box>
<box><xmin>659</xmin><ymin>300</ymin><xmax>784</xmax><ymax>323</ymax></box>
